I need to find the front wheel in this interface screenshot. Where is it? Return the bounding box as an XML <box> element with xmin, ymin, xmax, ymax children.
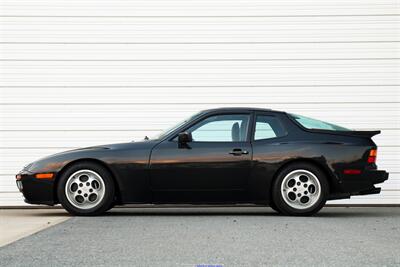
<box><xmin>272</xmin><ymin>163</ymin><xmax>329</xmax><ymax>216</ymax></box>
<box><xmin>57</xmin><ymin>162</ymin><xmax>115</xmax><ymax>216</ymax></box>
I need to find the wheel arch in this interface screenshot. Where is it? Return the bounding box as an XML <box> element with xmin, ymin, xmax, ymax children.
<box><xmin>54</xmin><ymin>158</ymin><xmax>121</xmax><ymax>204</ymax></box>
<box><xmin>272</xmin><ymin>158</ymin><xmax>336</xmax><ymax>195</ymax></box>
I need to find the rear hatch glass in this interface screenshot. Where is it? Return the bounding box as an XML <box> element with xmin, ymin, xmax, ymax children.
<box><xmin>289</xmin><ymin>113</ymin><xmax>350</xmax><ymax>131</ymax></box>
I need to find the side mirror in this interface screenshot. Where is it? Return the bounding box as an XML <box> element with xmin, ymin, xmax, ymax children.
<box><xmin>178</xmin><ymin>132</ymin><xmax>192</xmax><ymax>144</ymax></box>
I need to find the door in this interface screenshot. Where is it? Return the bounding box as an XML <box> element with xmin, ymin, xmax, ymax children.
<box><xmin>149</xmin><ymin>113</ymin><xmax>253</xmax><ymax>203</ymax></box>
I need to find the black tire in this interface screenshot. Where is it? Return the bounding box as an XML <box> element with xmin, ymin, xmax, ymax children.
<box><xmin>106</xmin><ymin>202</ymin><xmax>116</xmax><ymax>212</ymax></box>
<box><xmin>272</xmin><ymin>162</ymin><xmax>329</xmax><ymax>216</ymax></box>
<box><xmin>57</xmin><ymin>162</ymin><xmax>115</xmax><ymax>216</ymax></box>
<box><xmin>268</xmin><ymin>201</ymin><xmax>280</xmax><ymax>213</ymax></box>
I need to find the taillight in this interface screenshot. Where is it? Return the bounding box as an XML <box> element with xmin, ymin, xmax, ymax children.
<box><xmin>368</xmin><ymin>149</ymin><xmax>377</xmax><ymax>163</ymax></box>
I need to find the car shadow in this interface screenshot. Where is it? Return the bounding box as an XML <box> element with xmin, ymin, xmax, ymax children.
<box><xmin>101</xmin><ymin>206</ymin><xmax>400</xmax><ymax>218</ymax></box>
<box><xmin>26</xmin><ymin>206</ymin><xmax>400</xmax><ymax>218</ymax></box>
<box><xmin>105</xmin><ymin>210</ymin><xmax>277</xmax><ymax>217</ymax></box>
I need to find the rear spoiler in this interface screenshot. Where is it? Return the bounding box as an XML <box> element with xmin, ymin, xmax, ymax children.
<box><xmin>341</xmin><ymin>130</ymin><xmax>381</xmax><ymax>138</ymax></box>
<box><xmin>311</xmin><ymin>129</ymin><xmax>381</xmax><ymax>138</ymax></box>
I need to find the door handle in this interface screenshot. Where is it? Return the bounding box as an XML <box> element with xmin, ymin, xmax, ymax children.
<box><xmin>229</xmin><ymin>149</ymin><xmax>249</xmax><ymax>156</ymax></box>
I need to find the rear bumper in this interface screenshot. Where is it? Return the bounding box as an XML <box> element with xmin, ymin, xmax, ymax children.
<box><xmin>357</xmin><ymin>187</ymin><xmax>382</xmax><ymax>195</ymax></box>
<box><xmin>16</xmin><ymin>171</ymin><xmax>56</xmax><ymax>206</ymax></box>
<box><xmin>341</xmin><ymin>169</ymin><xmax>388</xmax><ymax>191</ymax></box>
<box><xmin>335</xmin><ymin>169</ymin><xmax>389</xmax><ymax>198</ymax></box>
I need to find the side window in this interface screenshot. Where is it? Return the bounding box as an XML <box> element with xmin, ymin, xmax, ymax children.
<box><xmin>254</xmin><ymin>115</ymin><xmax>286</xmax><ymax>140</ymax></box>
<box><xmin>188</xmin><ymin>114</ymin><xmax>250</xmax><ymax>142</ymax></box>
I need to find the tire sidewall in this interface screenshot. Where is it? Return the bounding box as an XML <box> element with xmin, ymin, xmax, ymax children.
<box><xmin>57</xmin><ymin>162</ymin><xmax>115</xmax><ymax>216</ymax></box>
<box><xmin>272</xmin><ymin>163</ymin><xmax>329</xmax><ymax>216</ymax></box>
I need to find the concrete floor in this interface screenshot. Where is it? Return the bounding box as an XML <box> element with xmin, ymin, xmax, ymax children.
<box><xmin>0</xmin><ymin>207</ymin><xmax>399</xmax><ymax>266</ymax></box>
<box><xmin>0</xmin><ymin>209</ymin><xmax>69</xmax><ymax>247</ymax></box>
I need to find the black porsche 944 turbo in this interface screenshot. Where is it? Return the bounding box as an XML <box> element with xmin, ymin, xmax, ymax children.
<box><xmin>16</xmin><ymin>108</ymin><xmax>388</xmax><ymax>216</ymax></box>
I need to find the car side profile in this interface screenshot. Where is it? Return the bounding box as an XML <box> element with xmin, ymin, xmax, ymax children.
<box><xmin>16</xmin><ymin>108</ymin><xmax>388</xmax><ymax>216</ymax></box>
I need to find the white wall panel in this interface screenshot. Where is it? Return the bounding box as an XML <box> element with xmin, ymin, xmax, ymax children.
<box><xmin>1</xmin><ymin>86</ymin><xmax>398</xmax><ymax>104</ymax></box>
<box><xmin>1</xmin><ymin>16</ymin><xmax>399</xmax><ymax>43</ymax></box>
<box><xmin>0</xmin><ymin>0</ymin><xmax>398</xmax><ymax>16</ymax></box>
<box><xmin>0</xmin><ymin>0</ymin><xmax>399</xmax><ymax>205</ymax></box>
<box><xmin>1</xmin><ymin>60</ymin><xmax>398</xmax><ymax>86</ymax></box>
<box><xmin>2</xmin><ymin>43</ymin><xmax>399</xmax><ymax>60</ymax></box>
<box><xmin>0</xmin><ymin>103</ymin><xmax>398</xmax><ymax>130</ymax></box>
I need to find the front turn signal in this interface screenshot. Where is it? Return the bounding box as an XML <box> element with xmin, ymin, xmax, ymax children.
<box><xmin>35</xmin><ymin>173</ymin><xmax>54</xmax><ymax>179</ymax></box>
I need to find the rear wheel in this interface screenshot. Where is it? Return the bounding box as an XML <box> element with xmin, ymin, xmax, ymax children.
<box><xmin>272</xmin><ymin>163</ymin><xmax>328</xmax><ymax>216</ymax></box>
<box><xmin>57</xmin><ymin>162</ymin><xmax>115</xmax><ymax>216</ymax></box>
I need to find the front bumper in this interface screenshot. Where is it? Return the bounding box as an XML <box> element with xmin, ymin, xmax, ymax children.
<box><xmin>16</xmin><ymin>171</ymin><xmax>56</xmax><ymax>205</ymax></box>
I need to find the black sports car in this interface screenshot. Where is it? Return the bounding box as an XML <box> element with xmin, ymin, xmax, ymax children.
<box><xmin>16</xmin><ymin>108</ymin><xmax>388</xmax><ymax>216</ymax></box>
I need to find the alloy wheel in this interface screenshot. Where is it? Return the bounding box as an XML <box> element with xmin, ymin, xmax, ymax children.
<box><xmin>280</xmin><ymin>169</ymin><xmax>321</xmax><ymax>210</ymax></box>
<box><xmin>65</xmin><ymin>169</ymin><xmax>106</xmax><ymax>209</ymax></box>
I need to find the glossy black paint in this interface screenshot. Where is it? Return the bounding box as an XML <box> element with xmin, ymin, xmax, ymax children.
<box><xmin>16</xmin><ymin>108</ymin><xmax>389</xmax><ymax>206</ymax></box>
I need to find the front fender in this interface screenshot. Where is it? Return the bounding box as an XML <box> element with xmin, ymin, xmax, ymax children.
<box><xmin>18</xmin><ymin>148</ymin><xmax>113</xmax><ymax>205</ymax></box>
<box><xmin>20</xmin><ymin>141</ymin><xmax>158</xmax><ymax>205</ymax></box>
<box><xmin>28</xmin><ymin>147</ymin><xmax>111</xmax><ymax>174</ymax></box>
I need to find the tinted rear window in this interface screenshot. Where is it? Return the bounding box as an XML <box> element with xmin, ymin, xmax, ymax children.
<box><xmin>289</xmin><ymin>113</ymin><xmax>350</xmax><ymax>131</ymax></box>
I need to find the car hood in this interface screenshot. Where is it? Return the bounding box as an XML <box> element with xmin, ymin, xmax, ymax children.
<box><xmin>54</xmin><ymin>140</ymin><xmax>158</xmax><ymax>156</ymax></box>
<box><xmin>26</xmin><ymin>140</ymin><xmax>160</xmax><ymax>173</ymax></box>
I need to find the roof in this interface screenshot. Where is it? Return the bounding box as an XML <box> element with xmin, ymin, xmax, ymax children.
<box><xmin>201</xmin><ymin>107</ymin><xmax>285</xmax><ymax>114</ymax></box>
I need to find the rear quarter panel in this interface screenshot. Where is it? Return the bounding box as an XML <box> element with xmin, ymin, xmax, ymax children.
<box><xmin>250</xmin><ymin>114</ymin><xmax>376</xmax><ymax>201</ymax></box>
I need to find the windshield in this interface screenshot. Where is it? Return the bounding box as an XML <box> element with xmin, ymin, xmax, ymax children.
<box><xmin>151</xmin><ymin>111</ymin><xmax>203</xmax><ymax>140</ymax></box>
<box><xmin>289</xmin><ymin>113</ymin><xmax>350</xmax><ymax>131</ymax></box>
